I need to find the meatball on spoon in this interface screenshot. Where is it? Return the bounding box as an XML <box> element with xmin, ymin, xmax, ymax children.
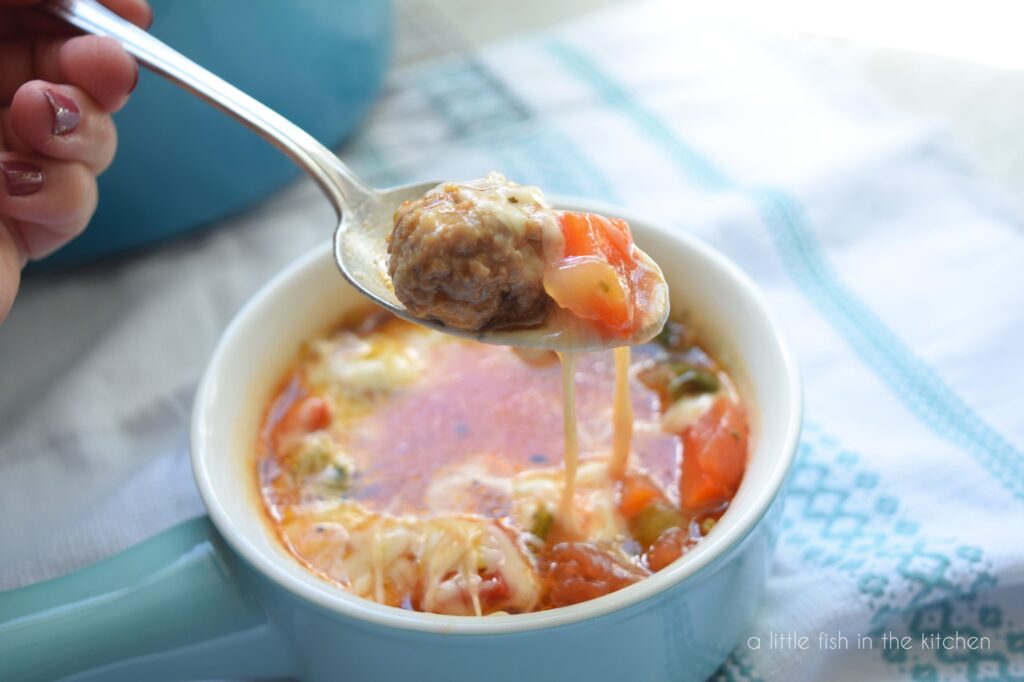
<box><xmin>387</xmin><ymin>173</ymin><xmax>669</xmax><ymax>350</ymax></box>
<box><xmin>44</xmin><ymin>0</ymin><xmax>667</xmax><ymax>351</ymax></box>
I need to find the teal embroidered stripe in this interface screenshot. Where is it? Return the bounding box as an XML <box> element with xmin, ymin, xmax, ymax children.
<box><xmin>545</xmin><ymin>40</ymin><xmax>1024</xmax><ymax>500</ymax></box>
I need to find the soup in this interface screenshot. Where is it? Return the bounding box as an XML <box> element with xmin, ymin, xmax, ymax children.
<box><xmin>257</xmin><ymin>308</ymin><xmax>748</xmax><ymax>615</ymax></box>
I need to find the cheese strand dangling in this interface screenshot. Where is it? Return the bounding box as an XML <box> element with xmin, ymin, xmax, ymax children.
<box><xmin>557</xmin><ymin>351</ymin><xmax>579</xmax><ymax>533</ymax></box>
<box><xmin>609</xmin><ymin>346</ymin><xmax>633</xmax><ymax>478</ymax></box>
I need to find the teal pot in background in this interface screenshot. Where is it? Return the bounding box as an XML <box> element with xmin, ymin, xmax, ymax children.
<box><xmin>39</xmin><ymin>0</ymin><xmax>391</xmax><ymax>270</ymax></box>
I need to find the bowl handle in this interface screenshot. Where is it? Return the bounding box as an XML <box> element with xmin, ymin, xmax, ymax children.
<box><xmin>0</xmin><ymin>516</ymin><xmax>297</xmax><ymax>681</ymax></box>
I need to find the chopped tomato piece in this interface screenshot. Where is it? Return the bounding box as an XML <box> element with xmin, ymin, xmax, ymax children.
<box><xmin>543</xmin><ymin>542</ymin><xmax>648</xmax><ymax>608</ymax></box>
<box><xmin>679</xmin><ymin>398</ymin><xmax>748</xmax><ymax>511</ymax></box>
<box><xmin>478</xmin><ymin>571</ymin><xmax>512</xmax><ymax>611</ymax></box>
<box><xmin>271</xmin><ymin>396</ymin><xmax>332</xmax><ymax>455</ymax></box>
<box><xmin>618</xmin><ymin>475</ymin><xmax>664</xmax><ymax>519</ymax></box>
<box><xmin>559</xmin><ymin>211</ymin><xmax>633</xmax><ymax>264</ymax></box>
<box><xmin>646</xmin><ymin>526</ymin><xmax>696</xmax><ymax>571</ymax></box>
<box><xmin>544</xmin><ymin>211</ymin><xmax>642</xmax><ymax>335</ymax></box>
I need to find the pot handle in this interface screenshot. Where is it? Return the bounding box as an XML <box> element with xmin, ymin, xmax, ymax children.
<box><xmin>0</xmin><ymin>517</ymin><xmax>298</xmax><ymax>682</ymax></box>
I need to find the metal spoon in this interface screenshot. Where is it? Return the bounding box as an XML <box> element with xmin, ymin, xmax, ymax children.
<box><xmin>44</xmin><ymin>0</ymin><xmax>666</xmax><ymax>351</ymax></box>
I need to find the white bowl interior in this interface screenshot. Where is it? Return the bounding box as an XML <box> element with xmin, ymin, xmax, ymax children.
<box><xmin>191</xmin><ymin>201</ymin><xmax>801</xmax><ymax>634</ymax></box>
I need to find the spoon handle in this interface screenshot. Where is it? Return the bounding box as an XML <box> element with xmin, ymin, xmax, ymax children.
<box><xmin>41</xmin><ymin>0</ymin><xmax>373</xmax><ymax>216</ymax></box>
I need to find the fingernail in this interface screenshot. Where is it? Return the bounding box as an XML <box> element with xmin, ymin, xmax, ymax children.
<box><xmin>0</xmin><ymin>161</ymin><xmax>45</xmax><ymax>197</ymax></box>
<box><xmin>44</xmin><ymin>89</ymin><xmax>81</xmax><ymax>136</ymax></box>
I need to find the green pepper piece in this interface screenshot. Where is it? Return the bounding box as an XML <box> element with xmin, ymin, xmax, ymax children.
<box><xmin>700</xmin><ymin>517</ymin><xmax>717</xmax><ymax>535</ymax></box>
<box><xmin>654</xmin><ymin>321</ymin><xmax>682</xmax><ymax>349</ymax></box>
<box><xmin>629</xmin><ymin>502</ymin><xmax>687</xmax><ymax>547</ymax></box>
<box><xmin>655</xmin><ymin>319</ymin><xmax>697</xmax><ymax>351</ymax></box>
<box><xmin>322</xmin><ymin>464</ymin><xmax>350</xmax><ymax>494</ymax></box>
<box><xmin>531</xmin><ymin>505</ymin><xmax>555</xmax><ymax>540</ymax></box>
<box><xmin>293</xmin><ymin>447</ymin><xmax>331</xmax><ymax>478</ymax></box>
<box><xmin>668</xmin><ymin>365</ymin><xmax>720</xmax><ymax>399</ymax></box>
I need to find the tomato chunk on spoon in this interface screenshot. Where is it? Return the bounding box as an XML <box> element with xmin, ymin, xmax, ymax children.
<box><xmin>543</xmin><ymin>211</ymin><xmax>645</xmax><ymax>335</ymax></box>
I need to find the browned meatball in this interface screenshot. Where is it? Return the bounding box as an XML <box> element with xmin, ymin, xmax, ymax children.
<box><xmin>387</xmin><ymin>174</ymin><xmax>560</xmax><ymax>331</ymax></box>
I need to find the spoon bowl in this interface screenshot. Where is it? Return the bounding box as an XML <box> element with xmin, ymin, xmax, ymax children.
<box><xmin>334</xmin><ymin>182</ymin><xmax>670</xmax><ymax>352</ymax></box>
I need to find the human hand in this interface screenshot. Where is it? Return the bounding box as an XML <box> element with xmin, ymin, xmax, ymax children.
<box><xmin>0</xmin><ymin>0</ymin><xmax>150</xmax><ymax>322</ymax></box>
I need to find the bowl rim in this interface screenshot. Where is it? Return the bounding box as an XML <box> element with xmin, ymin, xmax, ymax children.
<box><xmin>191</xmin><ymin>196</ymin><xmax>802</xmax><ymax>635</ymax></box>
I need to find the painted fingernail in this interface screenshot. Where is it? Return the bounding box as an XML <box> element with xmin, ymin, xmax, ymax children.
<box><xmin>0</xmin><ymin>161</ymin><xmax>45</xmax><ymax>197</ymax></box>
<box><xmin>44</xmin><ymin>90</ymin><xmax>81</xmax><ymax>136</ymax></box>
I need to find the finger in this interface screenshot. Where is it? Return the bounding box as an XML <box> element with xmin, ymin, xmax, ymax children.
<box><xmin>1</xmin><ymin>33</ymin><xmax>139</xmax><ymax>109</ymax></box>
<box><xmin>0</xmin><ymin>152</ymin><xmax>96</xmax><ymax>259</ymax></box>
<box><xmin>0</xmin><ymin>0</ymin><xmax>151</xmax><ymax>38</ymax></box>
<box><xmin>58</xmin><ymin>35</ymin><xmax>137</xmax><ymax>112</ymax></box>
<box><xmin>4</xmin><ymin>81</ymin><xmax>117</xmax><ymax>174</ymax></box>
<box><xmin>0</xmin><ymin>36</ymin><xmax>67</xmax><ymax>104</ymax></box>
<box><xmin>0</xmin><ymin>219</ymin><xmax>24</xmax><ymax>323</ymax></box>
<box><xmin>95</xmin><ymin>0</ymin><xmax>152</xmax><ymax>29</ymax></box>
<box><xmin>0</xmin><ymin>10</ymin><xmax>72</xmax><ymax>38</ymax></box>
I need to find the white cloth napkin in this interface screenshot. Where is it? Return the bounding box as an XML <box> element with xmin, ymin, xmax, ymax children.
<box><xmin>2</xmin><ymin>1</ymin><xmax>1022</xmax><ymax>680</ymax></box>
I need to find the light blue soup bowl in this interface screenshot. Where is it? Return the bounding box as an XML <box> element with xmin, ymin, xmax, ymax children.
<box><xmin>39</xmin><ymin>0</ymin><xmax>391</xmax><ymax>269</ymax></box>
<box><xmin>0</xmin><ymin>201</ymin><xmax>802</xmax><ymax>681</ymax></box>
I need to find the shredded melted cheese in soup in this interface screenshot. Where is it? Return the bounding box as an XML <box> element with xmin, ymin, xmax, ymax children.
<box><xmin>259</xmin><ymin>310</ymin><xmax>747</xmax><ymax>615</ymax></box>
